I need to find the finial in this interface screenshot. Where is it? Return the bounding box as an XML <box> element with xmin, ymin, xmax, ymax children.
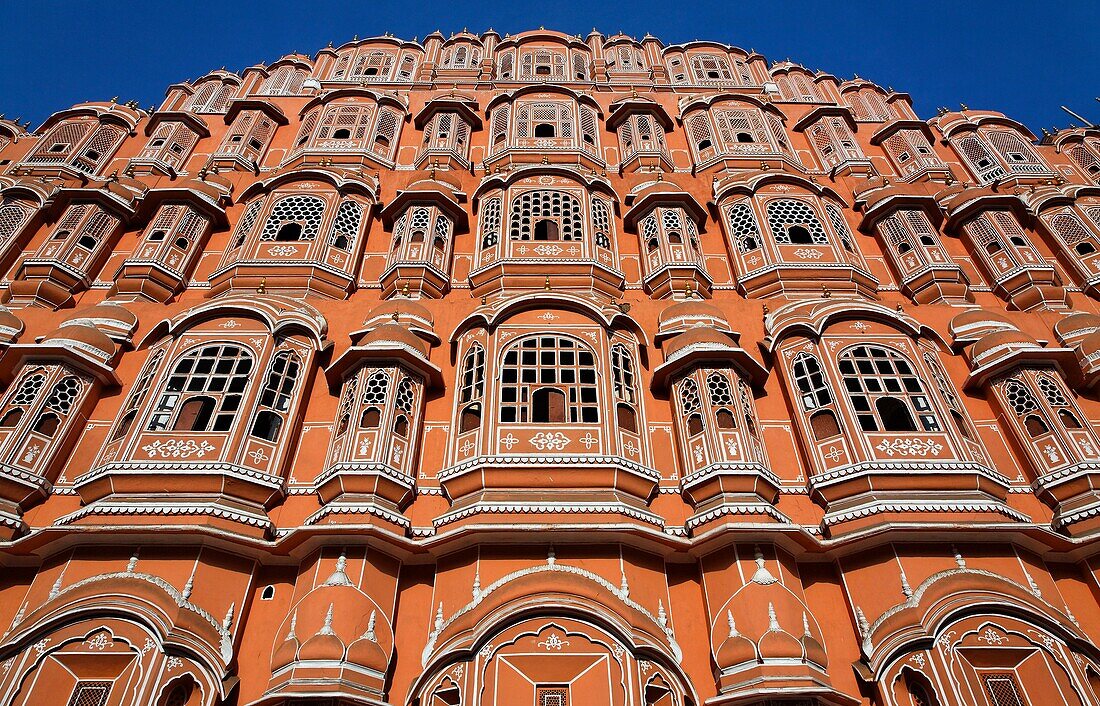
<box><xmin>323</xmin><ymin>549</ymin><xmax>353</xmax><ymax>586</ymax></box>
<box><xmin>317</xmin><ymin>604</ymin><xmax>335</xmax><ymax>635</ymax></box>
<box><xmin>183</xmin><ymin>566</ymin><xmax>196</xmax><ymax>600</ymax></box>
<box><xmin>287</xmin><ymin>610</ymin><xmax>298</xmax><ymax>640</ymax></box>
<box><xmin>767</xmin><ymin>603</ymin><xmax>780</xmax><ymax>631</ymax></box>
<box><xmin>257</xmin><ymin>277</ymin><xmax>267</xmax><ymax>294</ymax></box>
<box><xmin>899</xmin><ymin>565</ymin><xmax>912</xmax><ymax>599</ymax></box>
<box><xmin>223</xmin><ymin>602</ymin><xmax>235</xmax><ymax>631</ymax></box>
<box><xmin>401</xmin><ymin>281</ymin><xmax>411</xmax><ymax>297</ymax></box>
<box><xmin>472</xmin><ymin>569</ymin><xmax>481</xmax><ymax>599</ymax></box>
<box><xmin>751</xmin><ymin>546</ymin><xmax>778</xmax><ymax>585</ymax></box>
<box><xmin>547</xmin><ymin>546</ymin><xmax>556</xmax><ymax>565</ymax></box>
<box><xmin>1024</xmin><ymin>569</ymin><xmax>1041</xmax><ymax>598</ymax></box>
<box><xmin>762</xmin><ymin>303</ymin><xmax>770</xmax><ymax>315</ymax></box>
<box><xmin>960</xmin><ymin>102</ymin><xmax>969</xmax><ymax>111</ymax></box>
<box><xmin>657</xmin><ymin>599</ymin><xmax>668</xmax><ymax>628</ymax></box>
<box><xmin>727</xmin><ymin>609</ymin><xmax>739</xmax><ymax>638</ymax></box>
<box><xmin>49</xmin><ymin>570</ymin><xmax>65</xmax><ymax>600</ymax></box>
<box><xmin>896</xmin><ymin>302</ymin><xmax>904</xmax><ymax>313</ymax></box>
<box><xmin>111</xmin><ymin>96</ymin><xmax>118</xmax><ymax>104</ymax></box>
<box><xmin>620</xmin><ymin>571</ymin><xmax>629</xmax><ymax>599</ymax></box>
<box><xmin>855</xmin><ymin>606</ymin><xmax>869</xmax><ymax>635</ymax></box>
<box><xmin>544</xmin><ymin>276</ymin><xmax>551</xmax><ymax>291</ymax></box>
<box><xmin>127</xmin><ymin>550</ymin><xmax>139</xmax><ymax>573</ymax></box>
<box><xmin>364</xmin><ymin>610</ymin><xmax>378</xmax><ymax>641</ymax></box>
<box><xmin>434</xmin><ymin>602</ymin><xmax>444</xmax><ymax>632</ymax></box>
<box><xmin>803</xmin><ymin>612</ymin><xmax>812</xmax><ymax>637</ymax></box>
<box><xmin>821</xmin><ymin>283</ymin><xmax>831</xmax><ymax>298</ymax></box>
<box><xmin>953</xmin><ymin>545</ymin><xmax>966</xmax><ymax>568</ymax></box>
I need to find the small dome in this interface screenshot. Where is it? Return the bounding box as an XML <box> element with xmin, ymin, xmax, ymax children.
<box><xmin>968</xmin><ymin>329</ymin><xmax>1041</xmax><ymax>369</ymax></box>
<box><xmin>270</xmin><ymin>635</ymin><xmax>299</xmax><ymax>671</ymax></box>
<box><xmin>360</xmin><ymin>323</ymin><xmax>430</xmax><ymax>356</ymax></box>
<box><xmin>949</xmin><ymin>308</ymin><xmax>1018</xmax><ymax>346</ymax></box>
<box><xmin>358</xmin><ymin>300</ymin><xmax>438</xmax><ymax>343</ymax></box>
<box><xmin>657</xmin><ymin>300</ymin><xmax>734</xmax><ymax>341</ymax></box>
<box><xmin>42</xmin><ymin>322</ymin><xmax>116</xmax><ymax>362</ymax></box>
<box><xmin>298</xmin><ymin>605</ymin><xmax>346</xmax><ymax>662</ymax></box>
<box><xmin>757</xmin><ymin>628</ymin><xmax>804</xmax><ymax>661</ymax></box>
<box><xmin>62</xmin><ymin>301</ymin><xmax>138</xmax><ymax>343</ymax></box>
<box><xmin>663</xmin><ymin>327</ymin><xmax>739</xmax><ymax>360</ymax></box>
<box><xmin>800</xmin><ymin>632</ymin><xmax>828</xmax><ymax>668</ymax></box>
<box><xmin>346</xmin><ymin>633</ymin><xmax>389</xmax><ymax>673</ymax></box>
<box><xmin>1078</xmin><ymin>330</ymin><xmax>1100</xmax><ymax>361</ymax></box>
<box><xmin>1054</xmin><ymin>312</ymin><xmax>1100</xmax><ymax>347</ymax></box>
<box><xmin>0</xmin><ymin>306</ymin><xmax>24</xmax><ymax>344</ymax></box>
<box><xmin>716</xmin><ymin>626</ymin><xmax>757</xmax><ymax>669</ymax></box>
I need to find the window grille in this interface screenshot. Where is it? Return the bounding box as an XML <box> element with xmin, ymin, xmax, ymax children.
<box><xmin>508</xmin><ymin>190</ymin><xmax>583</xmax><ymax>242</ymax></box>
<box><xmin>373</xmin><ymin>109</ymin><xmax>401</xmax><ymax>156</ymax></box>
<box><xmin>515</xmin><ymin>102</ymin><xmax>574</xmax><ymax>140</ymax></box>
<box><xmin>328</xmin><ymin>200</ymin><xmax>363</xmax><ymax>251</ymax></box>
<box><xmin>28</xmin><ymin>120</ymin><xmax>92</xmax><ymax>163</ymax></box>
<box><xmin>690</xmin><ymin>54</ymin><xmax>734</xmax><ymax>83</ymax></box>
<box><xmin>331</xmin><ymin>53</ymin><xmax>352</xmax><ymax>79</ymax></box>
<box><xmin>988</xmin><ymin>130</ymin><xmax>1047</xmax><ymax>175</ymax></box>
<box><xmin>10</xmin><ymin>372</ymin><xmax>46</xmax><ymax>407</ymax></box>
<box><xmin>44</xmin><ymin>376</ymin><xmax>82</xmax><ymax>415</ymax></box>
<box><xmin>317</xmin><ymin>104</ymin><xmax>374</xmax><ymax>142</ymax></box>
<box><xmin>251</xmin><ymin>350</ymin><xmax>301</xmax><ymax>442</ymax></box>
<box><xmin>351</xmin><ymin>51</ymin><xmax>394</xmax><ymax>80</ymax></box>
<box><xmin>362</xmin><ymin>370</ymin><xmax>389</xmax><ymax>405</ymax></box>
<box><xmin>687</xmin><ymin>114</ymin><xmax>716</xmax><ymax>161</ymax></box>
<box><xmin>294</xmin><ymin>112</ymin><xmax>319</xmax><ymax>148</ymax></box>
<box><xmin>395</xmin><ymin>377</ymin><xmax>415</xmax><ymax>414</ymax></box>
<box><xmin>592</xmin><ymin>199</ymin><xmax>612</xmax><ymax>249</ymax></box>
<box><xmin>1068</xmin><ymin>143</ymin><xmax>1100</xmax><ymax>179</ymax></box>
<box><xmin>579</xmin><ymin>106</ymin><xmax>598</xmax><ymax>153</ymax></box>
<box><xmin>537</xmin><ymin>687</ymin><xmax>568</xmax><ymax>706</ymax></box>
<box><xmin>459</xmin><ymin>344</ymin><xmax>485</xmax><ymax>403</ymax></box>
<box><xmin>1036</xmin><ymin>373</ymin><xmax>1069</xmax><ymax>406</ymax></box>
<box><xmin>258</xmin><ymin>195</ymin><xmax>325</xmax><ymax>241</ymax></box>
<box><xmin>260</xmin><ymin>66</ymin><xmax>306</xmax><ymax>95</ymax></box>
<box><xmin>956</xmin><ymin>135</ymin><xmax>1007</xmax><ymax>183</ymax></box>
<box><xmin>1003</xmin><ymin>379</ymin><xmax>1039</xmax><ymax>415</ymax></box>
<box><xmin>1049</xmin><ymin>212</ymin><xmax>1097</xmax><ymax>255</ymax></box>
<box><xmin>838</xmin><ymin>345</ymin><xmax>939</xmax><ymax>432</ymax></box>
<box><xmin>520</xmin><ymin>50</ymin><xmax>566</xmax><ymax>79</ymax></box>
<box><xmin>232</xmin><ymin>199</ymin><xmax>264</xmax><ymax>249</ymax></box>
<box><xmin>706</xmin><ymin>372</ymin><xmax>734</xmax><ymax>406</ymax></box>
<box><xmin>611</xmin><ymin>344</ymin><xmax>636</xmax><ymax>403</ymax></box>
<box><xmin>0</xmin><ymin>198</ymin><xmax>32</xmax><ymax>243</ymax></box>
<box><xmin>66</xmin><ymin>681</ymin><xmax>112</xmax><ymax>706</ymax></box>
<box><xmin>498</xmin><ymin>52</ymin><xmax>514</xmax><ymax>79</ymax></box>
<box><xmin>765</xmin><ymin>113</ymin><xmax>790</xmax><ymax>154</ymax></box>
<box><xmin>766</xmin><ymin>199</ymin><xmax>829</xmax><ymax>245</ymax></box>
<box><xmin>825</xmin><ymin>203</ymin><xmax>857</xmax><ymax>252</ymax></box>
<box><xmin>111</xmin><ymin>350</ymin><xmax>164</xmax><ymax>440</ymax></box>
<box><xmin>792</xmin><ymin>353</ymin><xmax>832</xmax><ymax>411</ymax></box>
<box><xmin>397</xmin><ymin>54</ymin><xmax>417</xmax><ymax>80</ymax></box>
<box><xmin>148</xmin><ymin>344</ymin><xmax>253</xmax><ymax>432</ymax></box>
<box><xmin>714</xmin><ymin>109</ymin><xmax>768</xmax><ymax>151</ymax></box>
<box><xmin>727</xmin><ymin>201</ymin><xmax>761</xmax><ymax>253</ymax></box>
<box><xmin>679</xmin><ymin>378</ymin><xmax>702</xmax><ymax>414</ymax></box>
<box><xmin>572</xmin><ymin>53</ymin><xmax>589</xmax><ymax>80</ymax></box>
<box><xmin>982</xmin><ymin>675</ymin><xmax>1025</xmax><ymax>706</ymax></box>
<box><xmin>499</xmin><ymin>336</ymin><xmax>599</xmax><ymax>424</ymax></box>
<box><xmin>73</xmin><ymin>125</ymin><xmax>125</xmax><ymax>173</ymax></box>
<box><xmin>490</xmin><ymin>105</ymin><xmax>510</xmax><ymax>153</ymax></box>
<box><xmin>481</xmin><ymin>197</ymin><xmax>502</xmax><ymax>247</ymax></box>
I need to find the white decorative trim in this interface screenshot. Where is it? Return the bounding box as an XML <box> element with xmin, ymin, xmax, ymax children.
<box><xmin>685</xmin><ymin>502</ymin><xmax>791</xmax><ymax>529</ymax></box>
<box><xmin>433</xmin><ymin>501</ymin><xmax>665</xmax><ymax>528</ymax></box>
<box><xmin>821</xmin><ymin>498</ymin><xmax>1030</xmax><ymax>527</ymax></box>
<box><xmin>303</xmin><ymin>503</ymin><xmax>411</xmax><ymax>528</ymax></box>
<box><xmin>53</xmin><ymin>501</ymin><xmax>274</xmax><ymax>530</ymax></box>
<box><xmin>438</xmin><ymin>455</ymin><xmax>662</xmax><ymax>483</ymax></box>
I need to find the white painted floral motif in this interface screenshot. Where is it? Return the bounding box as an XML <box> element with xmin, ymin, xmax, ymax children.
<box><xmin>875</xmin><ymin>438</ymin><xmax>944</xmax><ymax>457</ymax></box>
<box><xmin>624</xmin><ymin>439</ymin><xmax>639</xmax><ymax>457</ymax></box>
<box><xmin>219</xmin><ymin>320</ymin><xmax>240</xmax><ymax>329</ymax></box>
<box><xmin>268</xmin><ymin>245</ymin><xmax>300</xmax><ymax>257</ymax></box>
<box><xmin>534</xmin><ymin>245</ymin><xmax>564</xmax><ymax>256</ymax></box>
<box><xmin>725</xmin><ymin>438</ymin><xmax>739</xmax><ymax>456</ymax></box>
<box><xmin>248</xmin><ymin>447</ymin><xmax>269</xmax><ymax>464</ymax></box>
<box><xmin>978</xmin><ymin>628</ymin><xmax>1007</xmax><ymax>645</ymax></box>
<box><xmin>793</xmin><ymin>248</ymin><xmax>823</xmax><ymax>260</ymax></box>
<box><xmin>1043</xmin><ymin>444</ymin><xmax>1062</xmax><ymax>463</ymax></box>
<box><xmin>823</xmin><ymin>446</ymin><xmax>844</xmax><ymax>462</ymax></box>
<box><xmin>537</xmin><ymin>633</ymin><xmax>570</xmax><ymax>651</ymax></box>
<box><xmin>142</xmin><ymin>638</ymin><xmax>156</xmax><ymax>655</ymax></box>
<box><xmin>142</xmin><ymin>439</ymin><xmax>216</xmax><ymax>459</ymax></box>
<box><xmin>166</xmin><ymin>656</ymin><xmax>183</xmax><ymax>671</ymax></box>
<box><xmin>579</xmin><ymin>433</ymin><xmax>598</xmax><ymax>450</ymax></box>
<box><xmin>909</xmin><ymin>653</ymin><xmax>926</xmax><ymax>668</ymax></box>
<box><xmin>22</xmin><ymin>444</ymin><xmax>41</xmax><ymax>464</ymax></box>
<box><xmin>537</xmin><ymin>312</ymin><xmax>558</xmax><ymax>321</ymax></box>
<box><xmin>86</xmin><ymin>633</ymin><xmax>113</xmax><ymax>650</ymax></box>
<box><xmin>33</xmin><ymin>639</ymin><xmax>50</xmax><ymax>656</ymax></box>
<box><xmin>530</xmin><ymin>432</ymin><xmax>570</xmax><ymax>451</ymax></box>
<box><xmin>499</xmin><ymin>434</ymin><xmax>518</xmax><ymax>451</ymax></box>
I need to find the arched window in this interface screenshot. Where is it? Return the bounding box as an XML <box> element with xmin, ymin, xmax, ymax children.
<box><xmin>0</xmin><ymin>371</ymin><xmax>47</xmax><ymax>429</ymax></box>
<box><xmin>1049</xmin><ymin>212</ymin><xmax>1100</xmax><ymax>257</ymax></box>
<box><xmin>766</xmin><ymin>200</ymin><xmax>829</xmax><ymax>245</ymax></box>
<box><xmin>500</xmin><ymin>336</ymin><xmax>599</xmax><ymax>424</ymax></box>
<box><xmin>0</xmin><ymin>198</ymin><xmax>33</xmax><ymax>245</ymax></box>
<box><xmin>231</xmin><ymin>199</ymin><xmax>264</xmax><ymax>250</ymax></box>
<box><xmin>727</xmin><ymin>201</ymin><xmax>761</xmax><ymax>253</ymax></box>
<box><xmin>679</xmin><ymin>378</ymin><xmax>703</xmax><ymax>436</ymax></box>
<box><xmin>480</xmin><ymin>197</ymin><xmax>502</xmax><ymax>248</ymax></box>
<box><xmin>690</xmin><ymin>54</ymin><xmax>733</xmax><ymax>83</ymax></box>
<box><xmin>611</xmin><ymin>343</ymin><xmax>638</xmax><ymax>433</ymax></box>
<box><xmin>838</xmin><ymin>345</ymin><xmax>939</xmax><ymax>433</ymax></box>
<box><xmin>111</xmin><ymin>350</ymin><xmax>165</xmax><ymax>442</ymax></box>
<box><xmin>328</xmin><ymin>200</ymin><xmax>363</xmax><ymax>252</ymax></box>
<box><xmin>393</xmin><ymin>377</ymin><xmax>415</xmax><ymax>437</ymax></box>
<box><xmin>259</xmin><ymin>195</ymin><xmax>325</xmax><ymax>242</ymax></box>
<box><xmin>1036</xmin><ymin>373</ymin><xmax>1083</xmax><ymax>430</ymax></box>
<box><xmin>359</xmin><ymin>370</ymin><xmax>389</xmax><ymax>428</ymax></box>
<box><xmin>1002</xmin><ymin>378</ymin><xmax>1047</xmax><ymax>437</ymax></box>
<box><xmin>706</xmin><ymin>372</ymin><xmax>736</xmax><ymax>429</ymax></box>
<box><xmin>148</xmin><ymin>344</ymin><xmax>253</xmax><ymax>432</ymax></box>
<box><xmin>508</xmin><ymin>191</ymin><xmax>583</xmax><ymax>242</ymax></box>
<box><xmin>458</xmin><ymin>343</ymin><xmax>485</xmax><ymax>433</ymax></box>
<box><xmin>792</xmin><ymin>353</ymin><xmax>841</xmax><ymax>440</ymax></box>
<box><xmin>250</xmin><ymin>351</ymin><xmax>302</xmax><ymax>442</ymax></box>
<box><xmin>592</xmin><ymin>199</ymin><xmax>612</xmax><ymax>249</ymax></box>
<box><xmin>515</xmin><ymin>102</ymin><xmax>574</xmax><ymax>140</ymax></box>
<box><xmin>955</xmin><ymin>134</ymin><xmax>1007</xmax><ymax>183</ymax></box>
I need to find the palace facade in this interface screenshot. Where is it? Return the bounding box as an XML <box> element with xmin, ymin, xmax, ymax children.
<box><xmin>2</xmin><ymin>27</ymin><xmax>1100</xmax><ymax>706</ymax></box>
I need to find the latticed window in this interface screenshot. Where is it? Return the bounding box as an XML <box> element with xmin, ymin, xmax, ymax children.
<box><xmin>489</xmin><ymin>104</ymin><xmax>510</xmax><ymax>152</ymax></box>
<box><xmin>687</xmin><ymin>114</ymin><xmax>717</xmax><ymax>162</ymax></box>
<box><xmin>316</xmin><ymin>104</ymin><xmax>374</xmax><ymax>143</ymax></box>
<box><xmin>607</xmin><ymin>45</ymin><xmax>644</xmax><ymax>71</ymax></box>
<box><xmin>359</xmin><ymin>369</ymin><xmax>389</xmax><ymax>429</ymax></box>
<box><xmin>766</xmin><ymin>199</ymin><xmax>829</xmax><ymax>245</ymax></box>
<box><xmin>186</xmin><ymin>81</ymin><xmax>235</xmax><ymax>113</ymax></box>
<box><xmin>515</xmin><ymin>102</ymin><xmax>574</xmax><ymax>140</ymax></box>
<box><xmin>0</xmin><ymin>371</ymin><xmax>46</xmax><ymax>428</ymax></box>
<box><xmin>955</xmin><ymin>134</ymin><xmax>1006</xmax><ymax>184</ymax></box>
<box><xmin>66</xmin><ymin>681</ymin><xmax>112</xmax><ymax>706</ymax></box>
<box><xmin>809</xmin><ymin>118</ymin><xmax>863</xmax><ymax>168</ymax></box>
<box><xmin>618</xmin><ymin>113</ymin><xmax>667</xmax><ymax>159</ymax></box>
<box><xmin>1047</xmin><ymin>211</ymin><xmax>1099</xmax><ymax>257</ymax></box>
<box><xmin>966</xmin><ymin>211</ymin><xmax>1043</xmax><ymax>269</ymax></box>
<box><xmin>328</xmin><ymin>200</ymin><xmax>363</xmax><ymax>251</ymax></box>
<box><xmin>481</xmin><ymin>197</ymin><xmax>502</xmax><ymax>247</ymax></box>
<box><xmin>251</xmin><ymin>351</ymin><xmax>302</xmax><ymax>442</ymax></box>
<box><xmin>1036</xmin><ymin>372</ymin><xmax>1085</xmax><ymax>430</ymax></box>
<box><xmin>727</xmin><ymin>201</ymin><xmax>761</xmax><ymax>253</ymax></box>
<box><xmin>792</xmin><ymin>353</ymin><xmax>832</xmax><ymax>411</ymax></box>
<box><xmin>690</xmin><ymin>54</ymin><xmax>734</xmax><ymax>83</ymax></box>
<box><xmin>231</xmin><ymin>199</ymin><xmax>264</xmax><ymax>250</ymax></box>
<box><xmin>350</xmin><ymin>51</ymin><xmax>395</xmax><ymax>80</ymax></box>
<box><xmin>882</xmin><ymin>129</ymin><xmax>943</xmax><ymax>176</ymax></box>
<box><xmin>0</xmin><ymin>198</ymin><xmax>32</xmax><ymax>244</ymax></box>
<box><xmin>611</xmin><ymin>344</ymin><xmax>637</xmax><ymax>404</ymax></box>
<box><xmin>499</xmin><ymin>336</ymin><xmax>599</xmax><ymax>424</ymax></box>
<box><xmin>260</xmin><ymin>65</ymin><xmax>306</xmax><ymax>95</ymax></box>
<box><xmin>27</xmin><ymin>120</ymin><xmax>127</xmax><ymax>174</ymax></box>
<box><xmin>508</xmin><ymin>190</ymin><xmax>583</xmax><ymax>242</ymax></box>
<box><xmin>537</xmin><ymin>686</ymin><xmax>568</xmax><ymax>706</ymax></box>
<box><xmin>37</xmin><ymin>203</ymin><xmax>119</xmax><ymax>262</ymax></box>
<box><xmin>706</xmin><ymin>371</ymin><xmax>737</xmax><ymax>430</ymax></box>
<box><xmin>714</xmin><ymin>109</ymin><xmax>769</xmax><ymax>150</ymax></box>
<box><xmin>987</xmin><ymin>130</ymin><xmax>1048</xmax><ymax>175</ymax></box>
<box><xmin>440</xmin><ymin>44</ymin><xmax>481</xmax><ymax>69</ymax></box>
<box><xmin>1067</xmin><ymin>140</ymin><xmax>1100</xmax><ymax>181</ymax></box>
<box><xmin>520</xmin><ymin>50</ymin><xmax>567</xmax><ymax>79</ymax></box>
<box><xmin>679</xmin><ymin>377</ymin><xmax>704</xmax><ymax>435</ymax></box>
<box><xmin>838</xmin><ymin>345</ymin><xmax>939</xmax><ymax>432</ymax></box>
<box><xmin>148</xmin><ymin>344</ymin><xmax>254</xmax><ymax>432</ymax></box>
<box><xmin>219</xmin><ymin>110</ymin><xmax>277</xmax><ymax>161</ymax></box>
<box><xmin>825</xmin><ymin>203</ymin><xmax>857</xmax><ymax>253</ymax></box>
<box><xmin>845</xmin><ymin>91</ymin><xmax>890</xmax><ymax>121</ymax></box>
<box><xmin>982</xmin><ymin>674</ymin><xmax>1025</xmax><ymax>706</ymax></box>
<box><xmin>139</xmin><ymin>204</ymin><xmax>208</xmax><ymax>268</ymax></box>
<box><xmin>139</xmin><ymin>121</ymin><xmax>199</xmax><ymax>170</ymax></box>
<box><xmin>110</xmin><ymin>350</ymin><xmax>164</xmax><ymax>441</ymax></box>
<box><xmin>259</xmin><ymin>195</ymin><xmax>326</xmax><ymax>242</ymax></box>
<box><xmin>592</xmin><ymin>199</ymin><xmax>612</xmax><ymax>249</ymax></box>
<box><xmin>498</xmin><ymin>52</ymin><xmax>515</xmax><ymax>79</ymax></box>
<box><xmin>373</xmin><ymin>108</ymin><xmax>402</xmax><ymax>156</ymax></box>
<box><xmin>458</xmin><ymin>343</ymin><xmax>485</xmax><ymax>433</ymax></box>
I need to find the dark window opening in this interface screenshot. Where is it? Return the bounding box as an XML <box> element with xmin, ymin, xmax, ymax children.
<box><xmin>275</xmin><ymin>223</ymin><xmax>303</xmax><ymax>242</ymax></box>
<box><xmin>951</xmin><ymin>410</ymin><xmax>973</xmax><ymax>441</ymax></box>
<box><xmin>532</xmin><ymin>387</ymin><xmax>567</xmax><ymax>423</ymax></box>
<box><xmin>697</xmin><ymin>139</ymin><xmax>712</xmax><ymax>151</ymax></box>
<box><xmin>174</xmin><ymin>237</ymin><xmax>189</xmax><ymax>249</ymax></box>
<box><xmin>393</xmin><ymin>414</ymin><xmax>409</xmax><ymax>437</ymax></box>
<box><xmin>77</xmin><ymin>235</ymin><xmax>97</xmax><ymax>250</ymax></box>
<box><xmin>33</xmin><ymin>413</ymin><xmax>61</xmax><ymax>436</ymax></box>
<box><xmin>149</xmin><ymin>229</ymin><xmax>166</xmax><ymax>242</ymax></box>
<box><xmin>250</xmin><ymin>410</ymin><xmax>282</xmax><ymax>442</ymax></box>
<box><xmin>736</xmin><ymin>132</ymin><xmax>754</xmax><ymax>143</ymax></box>
<box><xmin>332</xmin><ymin>128</ymin><xmax>351</xmax><ymax>139</ymax></box>
<box><xmin>617</xmin><ymin>403</ymin><xmax>638</xmax><ymax>433</ymax></box>
<box><xmin>534</xmin><ymin>219</ymin><xmax>559</xmax><ymax>241</ymax></box>
<box><xmin>460</xmin><ymin>404</ymin><xmax>481</xmax><ymax>433</ymax></box>
<box><xmin>1059</xmin><ymin>409</ymin><xmax>1083</xmax><ymax>429</ymax></box>
<box><xmin>534</xmin><ymin>123</ymin><xmax>556</xmax><ymax>138</ymax></box>
<box><xmin>333</xmin><ymin>234</ymin><xmax>350</xmax><ymax>250</ymax></box>
<box><xmin>361</xmin><ymin>407</ymin><xmax>381</xmax><ymax>429</ymax></box>
<box><xmin>687</xmin><ymin>413</ymin><xmax>704</xmax><ymax>436</ymax></box>
<box><xmin>1024</xmin><ymin>414</ymin><xmax>1049</xmax><ymax>437</ymax></box>
<box><xmin>111</xmin><ymin>410</ymin><xmax>136</xmax><ymax>441</ymax></box>
<box><xmin>876</xmin><ymin>397</ymin><xmax>917</xmax><ymax>432</ymax></box>
<box><xmin>535</xmin><ymin>65</ymin><xmax>551</xmax><ymax>76</ymax></box>
<box><xmin>787</xmin><ymin>225</ymin><xmax>814</xmax><ymax>244</ymax></box>
<box><xmin>1076</xmin><ymin>242</ymin><xmax>1097</xmax><ymax>256</ymax></box>
<box><xmin>261</xmin><ymin>585</ymin><xmax>275</xmax><ymax>600</ymax></box>
<box><xmin>0</xmin><ymin>409</ymin><xmax>23</xmax><ymax>427</ymax></box>
<box><xmin>716</xmin><ymin>409</ymin><xmax>736</xmax><ymax>429</ymax></box>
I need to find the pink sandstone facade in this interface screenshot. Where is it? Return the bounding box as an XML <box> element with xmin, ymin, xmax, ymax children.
<box><xmin>0</xmin><ymin>27</ymin><xmax>1100</xmax><ymax>706</ymax></box>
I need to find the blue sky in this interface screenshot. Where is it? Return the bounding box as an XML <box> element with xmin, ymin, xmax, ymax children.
<box><xmin>1</xmin><ymin>0</ymin><xmax>1096</xmax><ymax>133</ymax></box>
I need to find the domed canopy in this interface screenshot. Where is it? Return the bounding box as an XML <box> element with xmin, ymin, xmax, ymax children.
<box><xmin>354</xmin><ymin>300</ymin><xmax>439</xmax><ymax>345</ymax></box>
<box><xmin>61</xmin><ymin>301</ymin><xmax>138</xmax><ymax>346</ymax></box>
<box><xmin>0</xmin><ymin>306</ymin><xmax>24</xmax><ymax>346</ymax></box>
<box><xmin>651</xmin><ymin>326</ymin><xmax>768</xmax><ymax>392</ymax></box>
<box><xmin>42</xmin><ymin>322</ymin><xmax>117</xmax><ymax>364</ymax></box>
<box><xmin>327</xmin><ymin>323</ymin><xmax>443</xmax><ymax>391</ymax></box>
<box><xmin>656</xmin><ymin>299</ymin><xmax>734</xmax><ymax>343</ymax></box>
<box><xmin>963</xmin><ymin>329</ymin><xmax>1078</xmax><ymax>390</ymax></box>
<box><xmin>949</xmin><ymin>308</ymin><xmax>1019</xmax><ymax>346</ymax></box>
<box><xmin>1053</xmin><ymin>312</ymin><xmax>1100</xmax><ymax>348</ymax></box>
